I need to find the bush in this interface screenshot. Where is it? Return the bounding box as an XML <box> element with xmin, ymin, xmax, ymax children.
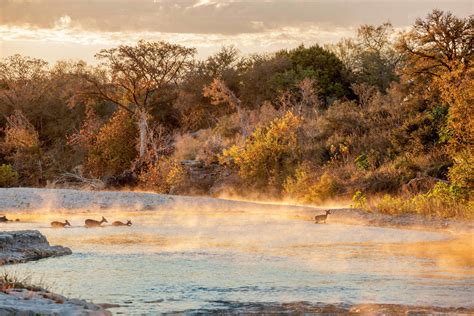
<box><xmin>220</xmin><ymin>111</ymin><xmax>302</xmax><ymax>191</ymax></box>
<box><xmin>84</xmin><ymin>109</ymin><xmax>138</xmax><ymax>178</ymax></box>
<box><xmin>303</xmin><ymin>172</ymin><xmax>340</xmax><ymax>203</ymax></box>
<box><xmin>173</xmin><ymin>133</ymin><xmax>202</xmax><ymax>161</ymax></box>
<box><xmin>448</xmin><ymin>150</ymin><xmax>473</xmax><ymax>194</ymax></box>
<box><xmin>375</xmin><ymin>182</ymin><xmax>472</xmax><ymax>218</ymax></box>
<box><xmin>355</xmin><ymin>153</ymin><xmax>369</xmax><ymax>171</ymax></box>
<box><xmin>174</xmin><ymin>130</ymin><xmax>229</xmax><ymax>166</ymax></box>
<box><xmin>283</xmin><ymin>163</ymin><xmax>313</xmax><ymax>199</ymax></box>
<box><xmin>1</xmin><ymin>111</ymin><xmax>43</xmax><ymax>185</ymax></box>
<box><xmin>285</xmin><ymin>167</ymin><xmax>341</xmax><ymax>204</ymax></box>
<box><xmin>0</xmin><ymin>164</ymin><xmax>19</xmax><ymax>187</ymax></box>
<box><xmin>351</xmin><ymin>191</ymin><xmax>367</xmax><ymax>209</ymax></box>
<box><xmin>139</xmin><ymin>157</ymin><xmax>186</xmax><ymax>193</ymax></box>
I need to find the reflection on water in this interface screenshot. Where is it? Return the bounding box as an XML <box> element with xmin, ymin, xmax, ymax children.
<box><xmin>2</xmin><ymin>209</ymin><xmax>474</xmax><ymax>313</ymax></box>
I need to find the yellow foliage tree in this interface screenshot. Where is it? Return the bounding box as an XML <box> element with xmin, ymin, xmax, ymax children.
<box><xmin>84</xmin><ymin>109</ymin><xmax>138</xmax><ymax>178</ymax></box>
<box><xmin>220</xmin><ymin>111</ymin><xmax>302</xmax><ymax>191</ymax></box>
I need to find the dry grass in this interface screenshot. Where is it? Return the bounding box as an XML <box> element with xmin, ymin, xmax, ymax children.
<box><xmin>0</xmin><ymin>271</ymin><xmax>44</xmax><ymax>293</ymax></box>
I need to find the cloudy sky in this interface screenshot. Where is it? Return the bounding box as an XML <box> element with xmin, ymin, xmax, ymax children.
<box><xmin>0</xmin><ymin>0</ymin><xmax>471</xmax><ymax>63</ymax></box>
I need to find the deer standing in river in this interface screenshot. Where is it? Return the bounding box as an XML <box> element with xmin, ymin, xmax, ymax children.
<box><xmin>314</xmin><ymin>210</ymin><xmax>331</xmax><ymax>224</ymax></box>
<box><xmin>112</xmin><ymin>220</ymin><xmax>132</xmax><ymax>227</ymax></box>
<box><xmin>51</xmin><ymin>220</ymin><xmax>71</xmax><ymax>228</ymax></box>
<box><xmin>85</xmin><ymin>216</ymin><xmax>108</xmax><ymax>228</ymax></box>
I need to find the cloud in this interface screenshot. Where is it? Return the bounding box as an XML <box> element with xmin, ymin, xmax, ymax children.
<box><xmin>1</xmin><ymin>0</ymin><xmax>471</xmax><ymax>35</ymax></box>
<box><xmin>0</xmin><ymin>22</ymin><xmax>356</xmax><ymax>48</ymax></box>
<box><xmin>0</xmin><ymin>0</ymin><xmax>471</xmax><ymax>63</ymax></box>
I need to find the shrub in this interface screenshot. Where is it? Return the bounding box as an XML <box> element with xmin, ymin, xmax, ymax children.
<box><xmin>220</xmin><ymin>111</ymin><xmax>302</xmax><ymax>191</ymax></box>
<box><xmin>84</xmin><ymin>109</ymin><xmax>138</xmax><ymax>178</ymax></box>
<box><xmin>285</xmin><ymin>168</ymin><xmax>341</xmax><ymax>204</ymax></box>
<box><xmin>303</xmin><ymin>172</ymin><xmax>340</xmax><ymax>203</ymax></box>
<box><xmin>174</xmin><ymin>130</ymin><xmax>229</xmax><ymax>166</ymax></box>
<box><xmin>355</xmin><ymin>153</ymin><xmax>369</xmax><ymax>171</ymax></box>
<box><xmin>283</xmin><ymin>163</ymin><xmax>313</xmax><ymax>199</ymax></box>
<box><xmin>448</xmin><ymin>150</ymin><xmax>473</xmax><ymax>194</ymax></box>
<box><xmin>139</xmin><ymin>157</ymin><xmax>186</xmax><ymax>193</ymax></box>
<box><xmin>351</xmin><ymin>191</ymin><xmax>367</xmax><ymax>209</ymax></box>
<box><xmin>375</xmin><ymin>182</ymin><xmax>472</xmax><ymax>218</ymax></box>
<box><xmin>1</xmin><ymin>111</ymin><xmax>44</xmax><ymax>185</ymax></box>
<box><xmin>173</xmin><ymin>133</ymin><xmax>202</xmax><ymax>161</ymax></box>
<box><xmin>354</xmin><ymin>165</ymin><xmax>401</xmax><ymax>194</ymax></box>
<box><xmin>0</xmin><ymin>164</ymin><xmax>19</xmax><ymax>187</ymax></box>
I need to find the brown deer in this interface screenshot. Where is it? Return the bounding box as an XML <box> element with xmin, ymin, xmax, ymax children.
<box><xmin>314</xmin><ymin>210</ymin><xmax>331</xmax><ymax>224</ymax></box>
<box><xmin>51</xmin><ymin>220</ymin><xmax>71</xmax><ymax>228</ymax></box>
<box><xmin>85</xmin><ymin>216</ymin><xmax>108</xmax><ymax>228</ymax></box>
<box><xmin>0</xmin><ymin>215</ymin><xmax>8</xmax><ymax>222</ymax></box>
<box><xmin>112</xmin><ymin>220</ymin><xmax>132</xmax><ymax>227</ymax></box>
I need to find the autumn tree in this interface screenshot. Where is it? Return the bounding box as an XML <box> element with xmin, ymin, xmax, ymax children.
<box><xmin>84</xmin><ymin>109</ymin><xmax>138</xmax><ymax>178</ymax></box>
<box><xmin>0</xmin><ymin>56</ymin><xmax>88</xmax><ymax>181</ymax></box>
<box><xmin>175</xmin><ymin>46</ymin><xmax>246</xmax><ymax>131</ymax></box>
<box><xmin>82</xmin><ymin>40</ymin><xmax>196</xmax><ymax>163</ymax></box>
<box><xmin>203</xmin><ymin>78</ymin><xmax>249</xmax><ymax>137</ymax></box>
<box><xmin>397</xmin><ymin>10</ymin><xmax>473</xmax><ymax>196</ymax></box>
<box><xmin>397</xmin><ymin>10</ymin><xmax>472</xmax><ymax>80</ymax></box>
<box><xmin>0</xmin><ymin>111</ymin><xmax>43</xmax><ymax>185</ymax></box>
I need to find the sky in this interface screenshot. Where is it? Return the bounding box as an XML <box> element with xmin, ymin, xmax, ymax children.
<box><xmin>0</xmin><ymin>0</ymin><xmax>472</xmax><ymax>64</ymax></box>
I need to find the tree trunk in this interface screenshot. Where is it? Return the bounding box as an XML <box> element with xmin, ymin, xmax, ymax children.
<box><xmin>236</xmin><ymin>106</ymin><xmax>249</xmax><ymax>138</ymax></box>
<box><xmin>137</xmin><ymin>108</ymin><xmax>148</xmax><ymax>160</ymax></box>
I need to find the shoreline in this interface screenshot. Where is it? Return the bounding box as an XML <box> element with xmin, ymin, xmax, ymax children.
<box><xmin>0</xmin><ymin>230</ymin><xmax>110</xmax><ymax>315</ymax></box>
<box><xmin>0</xmin><ymin>187</ymin><xmax>472</xmax><ymax>234</ymax></box>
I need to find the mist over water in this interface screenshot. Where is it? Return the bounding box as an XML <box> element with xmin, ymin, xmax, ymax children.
<box><xmin>2</xmin><ymin>203</ymin><xmax>473</xmax><ymax>314</ymax></box>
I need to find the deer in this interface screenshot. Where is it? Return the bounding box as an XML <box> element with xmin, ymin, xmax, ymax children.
<box><xmin>112</xmin><ymin>220</ymin><xmax>132</xmax><ymax>227</ymax></box>
<box><xmin>0</xmin><ymin>215</ymin><xmax>18</xmax><ymax>222</ymax></box>
<box><xmin>85</xmin><ymin>216</ymin><xmax>108</xmax><ymax>228</ymax></box>
<box><xmin>51</xmin><ymin>220</ymin><xmax>71</xmax><ymax>228</ymax></box>
<box><xmin>314</xmin><ymin>210</ymin><xmax>331</xmax><ymax>224</ymax></box>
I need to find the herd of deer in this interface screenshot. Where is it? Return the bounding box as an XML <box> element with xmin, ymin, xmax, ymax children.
<box><xmin>50</xmin><ymin>217</ymin><xmax>132</xmax><ymax>228</ymax></box>
<box><xmin>3</xmin><ymin>210</ymin><xmax>331</xmax><ymax>227</ymax></box>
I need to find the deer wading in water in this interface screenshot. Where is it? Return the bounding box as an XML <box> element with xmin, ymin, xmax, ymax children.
<box><xmin>85</xmin><ymin>216</ymin><xmax>108</xmax><ymax>228</ymax></box>
<box><xmin>112</xmin><ymin>220</ymin><xmax>132</xmax><ymax>227</ymax></box>
<box><xmin>51</xmin><ymin>220</ymin><xmax>71</xmax><ymax>228</ymax></box>
<box><xmin>314</xmin><ymin>210</ymin><xmax>331</xmax><ymax>224</ymax></box>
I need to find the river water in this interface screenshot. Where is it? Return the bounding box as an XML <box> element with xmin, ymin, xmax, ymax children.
<box><xmin>2</xmin><ymin>208</ymin><xmax>473</xmax><ymax>314</ymax></box>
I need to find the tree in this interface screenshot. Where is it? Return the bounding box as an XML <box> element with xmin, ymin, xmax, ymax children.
<box><xmin>0</xmin><ymin>111</ymin><xmax>43</xmax><ymax>185</ymax></box>
<box><xmin>274</xmin><ymin>44</ymin><xmax>351</xmax><ymax>103</ymax></box>
<box><xmin>397</xmin><ymin>10</ymin><xmax>473</xmax><ymax>79</ymax></box>
<box><xmin>84</xmin><ymin>109</ymin><xmax>138</xmax><ymax>178</ymax></box>
<box><xmin>81</xmin><ymin>40</ymin><xmax>196</xmax><ymax>162</ymax></box>
<box><xmin>174</xmin><ymin>46</ymin><xmax>246</xmax><ymax>131</ymax></box>
<box><xmin>203</xmin><ymin>78</ymin><xmax>249</xmax><ymax>137</ymax></box>
<box><xmin>0</xmin><ymin>55</ymin><xmax>49</xmax><ymax>120</ymax></box>
<box><xmin>397</xmin><ymin>9</ymin><xmax>473</xmax><ymax>195</ymax></box>
<box><xmin>331</xmin><ymin>22</ymin><xmax>400</xmax><ymax>91</ymax></box>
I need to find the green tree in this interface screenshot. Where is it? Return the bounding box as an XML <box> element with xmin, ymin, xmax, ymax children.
<box><xmin>275</xmin><ymin>45</ymin><xmax>351</xmax><ymax>104</ymax></box>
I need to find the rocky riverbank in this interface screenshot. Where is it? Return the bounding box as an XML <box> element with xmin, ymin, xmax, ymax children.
<box><xmin>0</xmin><ymin>289</ymin><xmax>112</xmax><ymax>315</ymax></box>
<box><xmin>0</xmin><ymin>230</ymin><xmax>111</xmax><ymax>314</ymax></box>
<box><xmin>0</xmin><ymin>230</ymin><xmax>71</xmax><ymax>265</ymax></box>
